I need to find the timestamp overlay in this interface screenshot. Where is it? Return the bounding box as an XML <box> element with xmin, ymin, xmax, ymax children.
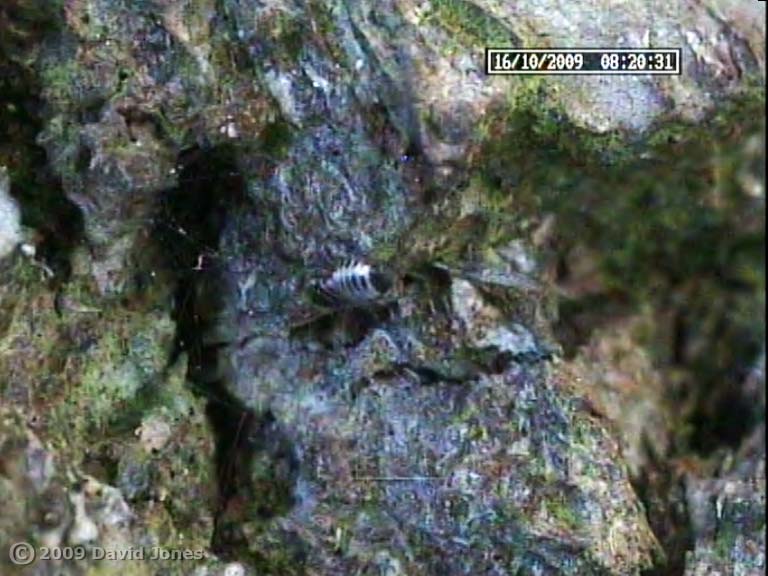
<box><xmin>486</xmin><ymin>48</ymin><xmax>681</xmax><ymax>75</ymax></box>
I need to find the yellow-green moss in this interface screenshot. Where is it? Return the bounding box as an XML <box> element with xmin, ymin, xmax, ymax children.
<box><xmin>426</xmin><ymin>0</ymin><xmax>517</xmax><ymax>50</ymax></box>
<box><xmin>544</xmin><ymin>495</ymin><xmax>582</xmax><ymax>530</ymax></box>
<box><xmin>48</xmin><ymin>308</ymin><xmax>176</xmax><ymax>446</ymax></box>
<box><xmin>476</xmin><ymin>84</ymin><xmax>765</xmax><ymax>295</ymax></box>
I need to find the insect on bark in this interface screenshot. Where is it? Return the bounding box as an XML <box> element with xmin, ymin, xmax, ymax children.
<box><xmin>311</xmin><ymin>259</ymin><xmax>392</xmax><ymax>308</ymax></box>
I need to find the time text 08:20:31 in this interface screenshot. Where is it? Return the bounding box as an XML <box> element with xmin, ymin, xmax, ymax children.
<box><xmin>485</xmin><ymin>48</ymin><xmax>681</xmax><ymax>75</ymax></box>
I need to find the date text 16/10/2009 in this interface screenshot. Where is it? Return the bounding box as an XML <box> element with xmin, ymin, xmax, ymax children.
<box><xmin>485</xmin><ymin>48</ymin><xmax>681</xmax><ymax>75</ymax></box>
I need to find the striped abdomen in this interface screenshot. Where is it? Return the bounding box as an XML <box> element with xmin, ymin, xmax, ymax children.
<box><xmin>313</xmin><ymin>260</ymin><xmax>391</xmax><ymax>307</ymax></box>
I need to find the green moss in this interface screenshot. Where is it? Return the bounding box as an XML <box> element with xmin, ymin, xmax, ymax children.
<box><xmin>249</xmin><ymin>537</ymin><xmax>308</xmax><ymax>576</ymax></box>
<box><xmin>155</xmin><ymin>108</ymin><xmax>191</xmax><ymax>146</ymax></box>
<box><xmin>476</xmin><ymin>85</ymin><xmax>765</xmax><ymax>453</ymax></box>
<box><xmin>41</xmin><ymin>61</ymin><xmax>80</xmax><ymax>104</ymax></box>
<box><xmin>257</xmin><ymin>118</ymin><xmax>294</xmax><ymax>160</ymax></box>
<box><xmin>46</xmin><ymin>305</ymin><xmax>176</xmax><ymax>453</ymax></box>
<box><xmin>306</xmin><ymin>1</ymin><xmax>344</xmax><ymax>64</ymax></box>
<box><xmin>393</xmin><ymin>207</ymin><xmax>513</xmax><ymax>271</ymax></box>
<box><xmin>426</xmin><ymin>0</ymin><xmax>517</xmax><ymax>49</ymax></box>
<box><xmin>713</xmin><ymin>524</ymin><xmax>738</xmax><ymax>561</ymax></box>
<box><xmin>244</xmin><ymin>450</ymin><xmax>296</xmax><ymax>518</ymax></box>
<box><xmin>476</xmin><ymin>86</ymin><xmax>765</xmax><ymax>296</ymax></box>
<box><xmin>544</xmin><ymin>495</ymin><xmax>581</xmax><ymax>530</ymax></box>
<box><xmin>266</xmin><ymin>10</ymin><xmax>307</xmax><ymax>63</ymax></box>
<box><xmin>0</xmin><ymin>0</ymin><xmax>63</xmax><ymax>65</ymax></box>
